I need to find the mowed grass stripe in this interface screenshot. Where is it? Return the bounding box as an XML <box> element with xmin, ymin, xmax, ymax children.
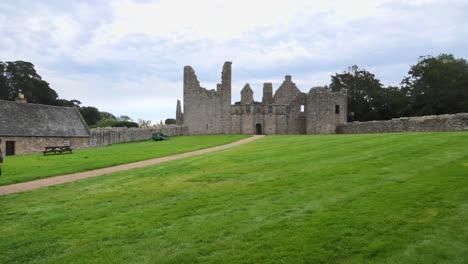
<box><xmin>0</xmin><ymin>135</ymin><xmax>248</xmax><ymax>186</ymax></box>
<box><xmin>0</xmin><ymin>132</ymin><xmax>467</xmax><ymax>263</ymax></box>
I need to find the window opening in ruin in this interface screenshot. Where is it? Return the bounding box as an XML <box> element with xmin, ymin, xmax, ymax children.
<box><xmin>335</xmin><ymin>105</ymin><xmax>340</xmax><ymax>114</ymax></box>
<box><xmin>300</xmin><ymin>105</ymin><xmax>305</xmax><ymax>112</ymax></box>
<box><xmin>268</xmin><ymin>106</ymin><xmax>273</xmax><ymax>114</ymax></box>
<box><xmin>206</xmin><ymin>124</ymin><xmax>209</xmax><ymax>129</ymax></box>
<box><xmin>246</xmin><ymin>106</ymin><xmax>251</xmax><ymax>113</ymax></box>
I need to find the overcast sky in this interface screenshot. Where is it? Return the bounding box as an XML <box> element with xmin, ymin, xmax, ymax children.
<box><xmin>1</xmin><ymin>0</ymin><xmax>467</xmax><ymax>123</ymax></box>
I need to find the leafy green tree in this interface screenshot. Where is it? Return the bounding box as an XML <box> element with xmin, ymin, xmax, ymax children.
<box><xmin>402</xmin><ymin>54</ymin><xmax>468</xmax><ymax>116</ymax></box>
<box><xmin>118</xmin><ymin>115</ymin><xmax>132</xmax><ymax>122</ymax></box>
<box><xmin>112</xmin><ymin>121</ymin><xmax>139</xmax><ymax>128</ymax></box>
<box><xmin>1</xmin><ymin>61</ymin><xmax>58</xmax><ymax>104</ymax></box>
<box><xmin>79</xmin><ymin>106</ymin><xmax>102</xmax><ymax>125</ymax></box>
<box><xmin>100</xmin><ymin>111</ymin><xmax>117</xmax><ymax>120</ymax></box>
<box><xmin>330</xmin><ymin>65</ymin><xmax>384</xmax><ymax>121</ymax></box>
<box><xmin>56</xmin><ymin>99</ymin><xmax>82</xmax><ymax>107</ymax></box>
<box><xmin>0</xmin><ymin>60</ymin><xmax>80</xmax><ymax>106</ymax></box>
<box><xmin>374</xmin><ymin>86</ymin><xmax>411</xmax><ymax>120</ymax></box>
<box><xmin>165</xmin><ymin>118</ymin><xmax>176</xmax><ymax>125</ymax></box>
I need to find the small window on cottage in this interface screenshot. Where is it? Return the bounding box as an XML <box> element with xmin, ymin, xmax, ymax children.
<box><xmin>63</xmin><ymin>140</ymin><xmax>70</xmax><ymax>146</ymax></box>
<box><xmin>300</xmin><ymin>105</ymin><xmax>305</xmax><ymax>112</ymax></box>
<box><xmin>268</xmin><ymin>106</ymin><xmax>273</xmax><ymax>114</ymax></box>
<box><xmin>335</xmin><ymin>105</ymin><xmax>340</xmax><ymax>114</ymax></box>
<box><xmin>246</xmin><ymin>106</ymin><xmax>251</xmax><ymax>113</ymax></box>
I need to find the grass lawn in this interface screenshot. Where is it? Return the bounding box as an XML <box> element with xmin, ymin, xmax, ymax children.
<box><xmin>0</xmin><ymin>135</ymin><xmax>247</xmax><ymax>186</ymax></box>
<box><xmin>1</xmin><ymin>132</ymin><xmax>468</xmax><ymax>263</ymax></box>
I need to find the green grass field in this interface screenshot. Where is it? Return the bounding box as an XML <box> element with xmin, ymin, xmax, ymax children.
<box><xmin>0</xmin><ymin>135</ymin><xmax>247</xmax><ymax>186</ymax></box>
<box><xmin>1</xmin><ymin>132</ymin><xmax>468</xmax><ymax>263</ymax></box>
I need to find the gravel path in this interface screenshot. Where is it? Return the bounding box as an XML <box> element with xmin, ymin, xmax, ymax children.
<box><xmin>0</xmin><ymin>135</ymin><xmax>264</xmax><ymax>196</ymax></box>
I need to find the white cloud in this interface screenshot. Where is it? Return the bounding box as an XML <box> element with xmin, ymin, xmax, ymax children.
<box><xmin>1</xmin><ymin>0</ymin><xmax>467</xmax><ymax>121</ymax></box>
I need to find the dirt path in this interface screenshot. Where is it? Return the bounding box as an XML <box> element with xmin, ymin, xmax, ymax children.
<box><xmin>0</xmin><ymin>135</ymin><xmax>264</xmax><ymax>196</ymax></box>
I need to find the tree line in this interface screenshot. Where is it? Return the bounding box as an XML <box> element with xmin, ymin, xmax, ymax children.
<box><xmin>2</xmin><ymin>54</ymin><xmax>467</xmax><ymax>125</ymax></box>
<box><xmin>0</xmin><ymin>61</ymin><xmax>146</xmax><ymax>127</ymax></box>
<box><xmin>330</xmin><ymin>54</ymin><xmax>468</xmax><ymax>121</ymax></box>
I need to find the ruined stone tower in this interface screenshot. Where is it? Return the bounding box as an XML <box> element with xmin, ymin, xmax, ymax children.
<box><xmin>182</xmin><ymin>62</ymin><xmax>232</xmax><ymax>134</ymax></box>
<box><xmin>177</xmin><ymin>62</ymin><xmax>347</xmax><ymax>135</ymax></box>
<box><xmin>176</xmin><ymin>100</ymin><xmax>183</xmax><ymax>126</ymax></box>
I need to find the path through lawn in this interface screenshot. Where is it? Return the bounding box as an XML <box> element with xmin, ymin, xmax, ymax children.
<box><xmin>0</xmin><ymin>135</ymin><xmax>247</xmax><ymax>186</ymax></box>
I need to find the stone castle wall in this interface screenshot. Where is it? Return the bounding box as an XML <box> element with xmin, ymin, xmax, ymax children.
<box><xmin>337</xmin><ymin>113</ymin><xmax>468</xmax><ymax>134</ymax></box>
<box><xmin>89</xmin><ymin>125</ymin><xmax>188</xmax><ymax>147</ymax></box>
<box><xmin>306</xmin><ymin>87</ymin><xmax>347</xmax><ymax>134</ymax></box>
<box><xmin>179</xmin><ymin>62</ymin><xmax>348</xmax><ymax>135</ymax></box>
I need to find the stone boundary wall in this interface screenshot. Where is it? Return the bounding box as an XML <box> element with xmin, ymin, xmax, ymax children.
<box><xmin>337</xmin><ymin>113</ymin><xmax>468</xmax><ymax>134</ymax></box>
<box><xmin>89</xmin><ymin>125</ymin><xmax>188</xmax><ymax>147</ymax></box>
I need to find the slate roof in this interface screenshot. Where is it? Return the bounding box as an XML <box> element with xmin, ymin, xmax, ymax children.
<box><xmin>0</xmin><ymin>100</ymin><xmax>90</xmax><ymax>137</ymax></box>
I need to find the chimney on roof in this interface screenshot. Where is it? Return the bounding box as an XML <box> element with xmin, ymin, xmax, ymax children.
<box><xmin>285</xmin><ymin>75</ymin><xmax>292</xmax><ymax>82</ymax></box>
<box><xmin>15</xmin><ymin>92</ymin><xmax>27</xmax><ymax>104</ymax></box>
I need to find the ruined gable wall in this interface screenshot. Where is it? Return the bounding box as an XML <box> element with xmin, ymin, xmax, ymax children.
<box><xmin>274</xmin><ymin>76</ymin><xmax>301</xmax><ymax>105</ymax></box>
<box><xmin>306</xmin><ymin>88</ymin><xmax>347</xmax><ymax>134</ymax></box>
<box><xmin>337</xmin><ymin>113</ymin><xmax>468</xmax><ymax>134</ymax></box>
<box><xmin>183</xmin><ymin>66</ymin><xmax>223</xmax><ymax>134</ymax></box>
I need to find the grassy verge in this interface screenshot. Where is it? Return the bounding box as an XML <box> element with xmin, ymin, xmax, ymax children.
<box><xmin>0</xmin><ymin>135</ymin><xmax>248</xmax><ymax>186</ymax></box>
<box><xmin>1</xmin><ymin>132</ymin><xmax>467</xmax><ymax>263</ymax></box>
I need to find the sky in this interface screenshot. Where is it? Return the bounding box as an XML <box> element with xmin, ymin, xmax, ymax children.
<box><xmin>1</xmin><ymin>0</ymin><xmax>467</xmax><ymax>123</ymax></box>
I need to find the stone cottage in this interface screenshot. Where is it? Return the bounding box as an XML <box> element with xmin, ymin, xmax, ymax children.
<box><xmin>176</xmin><ymin>62</ymin><xmax>347</xmax><ymax>135</ymax></box>
<box><xmin>0</xmin><ymin>99</ymin><xmax>90</xmax><ymax>155</ymax></box>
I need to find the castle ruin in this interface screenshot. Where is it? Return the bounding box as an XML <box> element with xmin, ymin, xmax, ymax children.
<box><xmin>176</xmin><ymin>62</ymin><xmax>347</xmax><ymax>135</ymax></box>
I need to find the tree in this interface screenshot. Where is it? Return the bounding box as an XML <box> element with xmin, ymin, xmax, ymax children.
<box><xmin>111</xmin><ymin>121</ymin><xmax>139</xmax><ymax>128</ymax></box>
<box><xmin>56</xmin><ymin>99</ymin><xmax>82</xmax><ymax>107</ymax></box>
<box><xmin>100</xmin><ymin>111</ymin><xmax>117</xmax><ymax>120</ymax></box>
<box><xmin>402</xmin><ymin>54</ymin><xmax>468</xmax><ymax>116</ymax></box>
<box><xmin>0</xmin><ymin>61</ymin><xmax>58</xmax><ymax>104</ymax></box>
<box><xmin>118</xmin><ymin>115</ymin><xmax>132</xmax><ymax>122</ymax></box>
<box><xmin>138</xmin><ymin>119</ymin><xmax>152</xmax><ymax>127</ymax></box>
<box><xmin>330</xmin><ymin>66</ymin><xmax>384</xmax><ymax>121</ymax></box>
<box><xmin>374</xmin><ymin>86</ymin><xmax>411</xmax><ymax>120</ymax></box>
<box><xmin>165</xmin><ymin>118</ymin><xmax>176</xmax><ymax>125</ymax></box>
<box><xmin>0</xmin><ymin>60</ymin><xmax>81</xmax><ymax>106</ymax></box>
<box><xmin>79</xmin><ymin>106</ymin><xmax>102</xmax><ymax>125</ymax></box>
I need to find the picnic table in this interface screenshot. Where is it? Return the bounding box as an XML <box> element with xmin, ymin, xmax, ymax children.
<box><xmin>43</xmin><ymin>146</ymin><xmax>73</xmax><ymax>155</ymax></box>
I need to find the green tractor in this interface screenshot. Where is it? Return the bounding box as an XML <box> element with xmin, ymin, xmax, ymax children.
<box><xmin>152</xmin><ymin>132</ymin><xmax>169</xmax><ymax>141</ymax></box>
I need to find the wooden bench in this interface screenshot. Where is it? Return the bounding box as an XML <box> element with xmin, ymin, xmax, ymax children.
<box><xmin>43</xmin><ymin>146</ymin><xmax>73</xmax><ymax>155</ymax></box>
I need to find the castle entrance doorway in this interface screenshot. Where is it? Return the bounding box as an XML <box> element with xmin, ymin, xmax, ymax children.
<box><xmin>255</xmin><ymin>124</ymin><xmax>262</xmax><ymax>135</ymax></box>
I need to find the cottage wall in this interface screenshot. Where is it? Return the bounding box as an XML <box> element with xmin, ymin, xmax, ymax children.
<box><xmin>0</xmin><ymin>136</ymin><xmax>89</xmax><ymax>155</ymax></box>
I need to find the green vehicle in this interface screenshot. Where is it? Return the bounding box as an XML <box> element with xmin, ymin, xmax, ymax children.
<box><xmin>152</xmin><ymin>132</ymin><xmax>169</xmax><ymax>141</ymax></box>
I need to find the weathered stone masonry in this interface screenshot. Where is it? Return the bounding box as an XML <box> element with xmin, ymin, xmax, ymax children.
<box><xmin>177</xmin><ymin>62</ymin><xmax>348</xmax><ymax>135</ymax></box>
<box><xmin>89</xmin><ymin>125</ymin><xmax>188</xmax><ymax>147</ymax></box>
<box><xmin>337</xmin><ymin>113</ymin><xmax>468</xmax><ymax>134</ymax></box>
